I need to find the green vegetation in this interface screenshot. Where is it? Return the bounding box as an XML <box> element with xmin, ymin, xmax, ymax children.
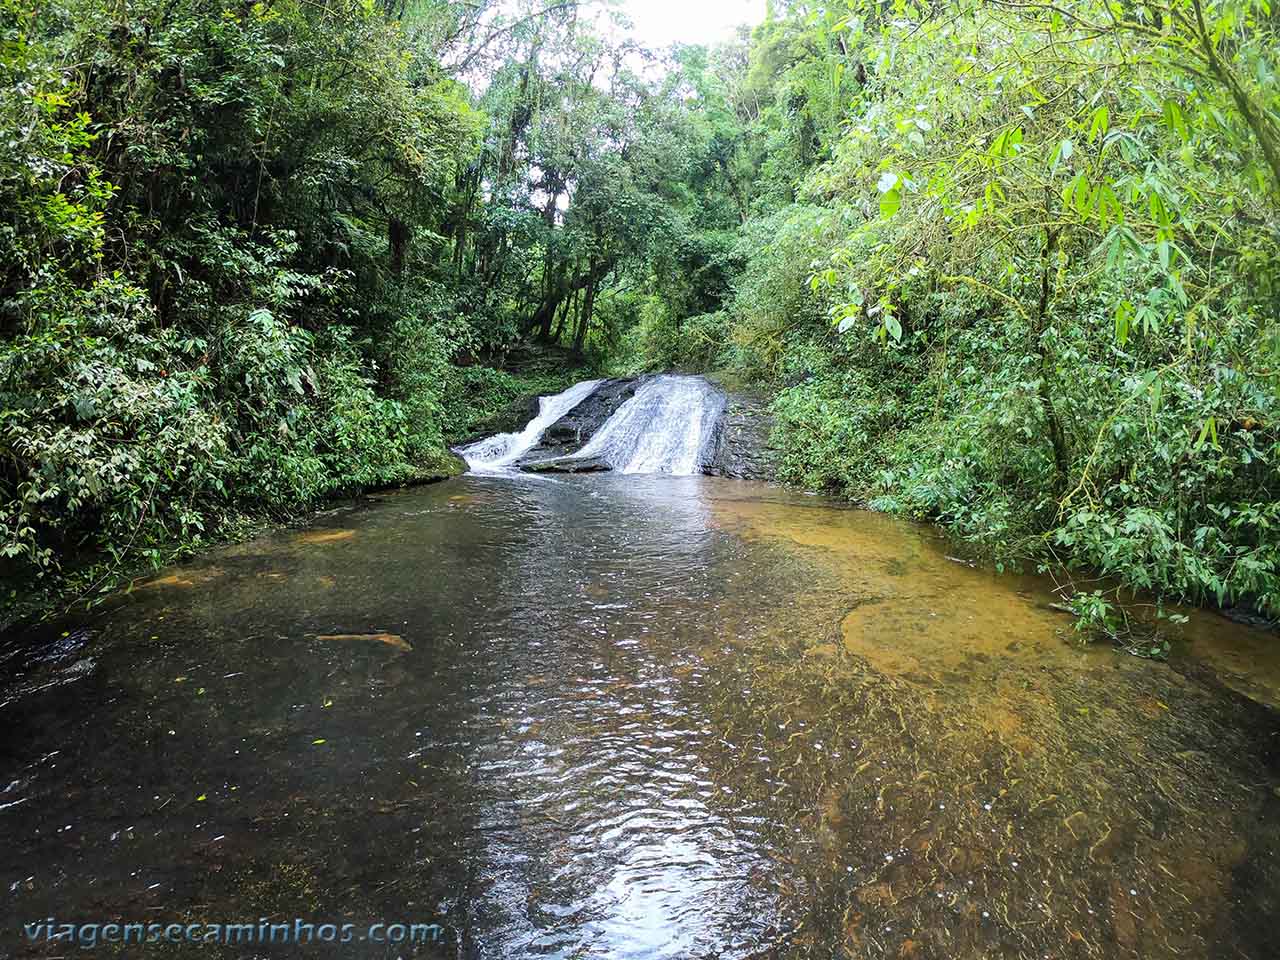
<box><xmin>3</xmin><ymin>0</ymin><xmax>1278</xmax><ymax>624</ymax></box>
<box><xmin>0</xmin><ymin>0</ymin><xmax>606</xmax><ymax>618</ymax></box>
<box><xmin>626</xmin><ymin>0</ymin><xmax>1280</xmax><ymax>621</ymax></box>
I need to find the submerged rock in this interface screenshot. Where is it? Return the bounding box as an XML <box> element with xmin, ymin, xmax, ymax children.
<box><xmin>296</xmin><ymin>529</ymin><xmax>356</xmax><ymax>545</ymax></box>
<box><xmin>316</xmin><ymin>632</ymin><xmax>411</xmax><ymax>652</ymax></box>
<box><xmin>0</xmin><ymin>654</ymin><xmax>97</xmax><ymax>712</ymax></box>
<box><xmin>1221</xmin><ymin>604</ymin><xmax>1280</xmax><ymax>631</ymax></box>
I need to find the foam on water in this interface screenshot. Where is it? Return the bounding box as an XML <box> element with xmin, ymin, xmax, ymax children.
<box><xmin>458</xmin><ymin>379</ymin><xmax>602</xmax><ymax>472</ymax></box>
<box><xmin>572</xmin><ymin>375</ymin><xmax>725</xmax><ymax>475</ymax></box>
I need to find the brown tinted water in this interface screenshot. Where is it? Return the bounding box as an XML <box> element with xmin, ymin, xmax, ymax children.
<box><xmin>1</xmin><ymin>475</ymin><xmax>1277</xmax><ymax>958</ymax></box>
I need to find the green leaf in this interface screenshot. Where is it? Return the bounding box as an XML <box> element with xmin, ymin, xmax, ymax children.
<box><xmin>1088</xmin><ymin>105</ymin><xmax>1110</xmax><ymax>143</ymax></box>
<box><xmin>988</xmin><ymin>126</ymin><xmax>1024</xmax><ymax>160</ymax></box>
<box><xmin>1114</xmin><ymin>300</ymin><xmax>1133</xmax><ymax>345</ymax></box>
<box><xmin>879</xmin><ymin>188</ymin><xmax>901</xmax><ymax>218</ymax></box>
<box><xmin>1194</xmin><ymin>417</ymin><xmax>1218</xmax><ymax>452</ymax></box>
<box><xmin>1063</xmin><ymin>172</ymin><xmax>1092</xmax><ymax>218</ymax></box>
<box><xmin>1052</xmin><ymin>138</ymin><xmax>1074</xmax><ymax>175</ymax></box>
<box><xmin>1162</xmin><ymin>99</ymin><xmax>1189</xmax><ymax>143</ymax></box>
<box><xmin>1096</xmin><ymin>182</ymin><xmax>1121</xmax><ymax>229</ymax></box>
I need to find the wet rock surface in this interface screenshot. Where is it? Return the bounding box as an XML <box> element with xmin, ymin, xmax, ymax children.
<box><xmin>0</xmin><ymin>626</ymin><xmax>97</xmax><ymax>711</ymax></box>
<box><xmin>503</xmin><ymin>374</ymin><xmax>778</xmax><ymax>479</ymax></box>
<box><xmin>521</xmin><ymin>455</ymin><xmax>613</xmax><ymax>474</ymax></box>
<box><xmin>517</xmin><ymin>377</ymin><xmax>649</xmax><ymax>463</ymax></box>
<box><xmin>1221</xmin><ymin>603</ymin><xmax>1280</xmax><ymax>631</ymax></box>
<box><xmin>701</xmin><ymin>390</ymin><xmax>779</xmax><ymax>481</ymax></box>
<box><xmin>454</xmin><ymin>394</ymin><xmax>541</xmax><ymax>449</ymax></box>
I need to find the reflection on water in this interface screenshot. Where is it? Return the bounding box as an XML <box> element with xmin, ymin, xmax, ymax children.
<box><xmin>1</xmin><ymin>475</ymin><xmax>1278</xmax><ymax>959</ymax></box>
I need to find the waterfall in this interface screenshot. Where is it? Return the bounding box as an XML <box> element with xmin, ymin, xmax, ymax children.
<box><xmin>573</xmin><ymin>375</ymin><xmax>724</xmax><ymax>475</ymax></box>
<box><xmin>458</xmin><ymin>379</ymin><xmax>601</xmax><ymax>472</ymax></box>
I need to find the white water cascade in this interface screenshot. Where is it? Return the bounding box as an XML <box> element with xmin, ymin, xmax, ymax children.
<box><xmin>573</xmin><ymin>375</ymin><xmax>724</xmax><ymax>475</ymax></box>
<box><xmin>458</xmin><ymin>379</ymin><xmax>601</xmax><ymax>472</ymax></box>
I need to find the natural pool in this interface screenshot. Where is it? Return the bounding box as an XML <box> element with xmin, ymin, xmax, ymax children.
<box><xmin>2</xmin><ymin>474</ymin><xmax>1277</xmax><ymax>958</ymax></box>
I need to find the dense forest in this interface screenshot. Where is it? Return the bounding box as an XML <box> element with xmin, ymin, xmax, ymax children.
<box><xmin>3</xmin><ymin>0</ymin><xmax>1278</xmax><ymax>630</ymax></box>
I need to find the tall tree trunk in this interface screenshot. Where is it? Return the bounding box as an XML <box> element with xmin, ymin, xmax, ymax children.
<box><xmin>554</xmin><ymin>286</ymin><xmax>578</xmax><ymax>343</ymax></box>
<box><xmin>531</xmin><ymin>294</ymin><xmax>561</xmax><ymax>341</ymax></box>
<box><xmin>573</xmin><ymin>264</ymin><xmax>598</xmax><ymax>353</ymax></box>
<box><xmin>389</xmin><ymin>217</ymin><xmax>408</xmax><ymax>276</ymax></box>
<box><xmin>530</xmin><ymin>261</ymin><xmax>564</xmax><ymax>340</ymax></box>
<box><xmin>451</xmin><ymin>162</ymin><xmax>480</xmax><ymax>274</ymax></box>
<box><xmin>528</xmin><ymin>257</ymin><xmax>614</xmax><ymax>341</ymax></box>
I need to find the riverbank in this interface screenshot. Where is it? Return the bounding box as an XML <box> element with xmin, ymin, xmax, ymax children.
<box><xmin>671</xmin><ymin>356</ymin><xmax>1279</xmax><ymax>638</ymax></box>
<box><xmin>0</xmin><ymin>446</ymin><xmax>467</xmax><ymax>633</ymax></box>
<box><xmin>0</xmin><ymin>350</ymin><xmax>595</xmax><ymax>631</ymax></box>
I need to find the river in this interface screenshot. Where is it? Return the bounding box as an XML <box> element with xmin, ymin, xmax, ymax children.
<box><xmin>2</xmin><ymin>391</ymin><xmax>1279</xmax><ymax>958</ymax></box>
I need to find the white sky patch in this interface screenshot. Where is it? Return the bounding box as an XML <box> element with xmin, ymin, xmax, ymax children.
<box><xmin>450</xmin><ymin>0</ymin><xmax>766</xmax><ymax>93</ymax></box>
<box><xmin>613</xmin><ymin>0</ymin><xmax>765</xmax><ymax>49</ymax></box>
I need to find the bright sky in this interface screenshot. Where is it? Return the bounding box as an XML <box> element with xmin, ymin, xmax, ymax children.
<box><xmin>615</xmin><ymin>0</ymin><xmax>766</xmax><ymax>49</ymax></box>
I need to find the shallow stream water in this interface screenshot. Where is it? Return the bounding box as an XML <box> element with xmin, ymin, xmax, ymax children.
<box><xmin>2</xmin><ymin>475</ymin><xmax>1278</xmax><ymax>958</ymax></box>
